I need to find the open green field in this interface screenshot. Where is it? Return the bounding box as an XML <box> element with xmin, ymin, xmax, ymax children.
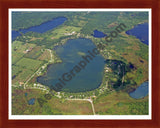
<box><xmin>12</xmin><ymin>65</ymin><xmax>22</xmax><ymax>76</ymax></box>
<box><xmin>12</xmin><ymin>87</ymin><xmax>148</xmax><ymax>115</ymax></box>
<box><xmin>12</xmin><ymin>69</ymin><xmax>33</xmax><ymax>84</ymax></box>
<box><xmin>12</xmin><ymin>88</ymin><xmax>93</xmax><ymax>115</ymax></box>
<box><xmin>47</xmin><ymin>98</ymin><xmax>93</xmax><ymax>115</ymax></box>
<box><xmin>50</xmin><ymin>25</ymin><xmax>81</xmax><ymax>39</ymax></box>
<box><xmin>12</xmin><ymin>41</ymin><xmax>36</xmax><ymax>64</ymax></box>
<box><xmin>16</xmin><ymin>57</ymin><xmax>43</xmax><ymax>71</ymax></box>
<box><xmin>12</xmin><ymin>57</ymin><xmax>44</xmax><ymax>84</ymax></box>
<box><xmin>12</xmin><ymin>53</ymin><xmax>23</xmax><ymax>65</ymax></box>
<box><xmin>24</xmin><ymin>46</ymin><xmax>43</xmax><ymax>59</ymax></box>
<box><xmin>94</xmin><ymin>91</ymin><xmax>148</xmax><ymax>115</ymax></box>
<box><xmin>38</xmin><ymin>49</ymin><xmax>51</xmax><ymax>61</ymax></box>
<box><xmin>12</xmin><ymin>41</ymin><xmax>36</xmax><ymax>54</ymax></box>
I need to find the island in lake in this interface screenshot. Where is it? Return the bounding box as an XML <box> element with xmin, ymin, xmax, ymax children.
<box><xmin>11</xmin><ymin>10</ymin><xmax>149</xmax><ymax>115</ymax></box>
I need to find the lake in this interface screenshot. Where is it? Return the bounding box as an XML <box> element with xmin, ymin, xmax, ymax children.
<box><xmin>92</xmin><ymin>30</ymin><xmax>107</xmax><ymax>38</ymax></box>
<box><xmin>12</xmin><ymin>17</ymin><xmax>67</xmax><ymax>41</ymax></box>
<box><xmin>37</xmin><ymin>38</ymin><xmax>105</xmax><ymax>93</ymax></box>
<box><xmin>12</xmin><ymin>30</ymin><xmax>21</xmax><ymax>41</ymax></box>
<box><xmin>129</xmin><ymin>81</ymin><xmax>148</xmax><ymax>99</ymax></box>
<box><xmin>126</xmin><ymin>22</ymin><xmax>148</xmax><ymax>45</ymax></box>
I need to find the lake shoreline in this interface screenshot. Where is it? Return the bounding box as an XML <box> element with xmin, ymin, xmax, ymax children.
<box><xmin>12</xmin><ymin>16</ymin><xmax>67</xmax><ymax>41</ymax></box>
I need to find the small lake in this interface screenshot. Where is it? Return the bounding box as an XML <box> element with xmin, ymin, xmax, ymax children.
<box><xmin>92</xmin><ymin>30</ymin><xmax>107</xmax><ymax>38</ymax></box>
<box><xmin>25</xmin><ymin>93</ymin><xmax>28</xmax><ymax>97</ymax></box>
<box><xmin>28</xmin><ymin>98</ymin><xmax>35</xmax><ymax>105</ymax></box>
<box><xmin>129</xmin><ymin>81</ymin><xmax>148</xmax><ymax>99</ymax></box>
<box><xmin>126</xmin><ymin>22</ymin><xmax>148</xmax><ymax>45</ymax></box>
<box><xmin>37</xmin><ymin>38</ymin><xmax>105</xmax><ymax>93</ymax></box>
<box><xmin>12</xmin><ymin>17</ymin><xmax>67</xmax><ymax>41</ymax></box>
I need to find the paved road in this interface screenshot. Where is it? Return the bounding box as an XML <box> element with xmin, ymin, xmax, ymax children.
<box><xmin>66</xmin><ymin>98</ymin><xmax>96</xmax><ymax>115</ymax></box>
<box><xmin>23</xmin><ymin>49</ymin><xmax>52</xmax><ymax>89</ymax></box>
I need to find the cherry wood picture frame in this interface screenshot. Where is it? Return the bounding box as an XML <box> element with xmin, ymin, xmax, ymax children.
<box><xmin>0</xmin><ymin>0</ymin><xmax>160</xmax><ymax>128</ymax></box>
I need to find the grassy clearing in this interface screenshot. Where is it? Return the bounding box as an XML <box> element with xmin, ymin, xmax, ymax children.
<box><xmin>12</xmin><ymin>41</ymin><xmax>36</xmax><ymax>64</ymax></box>
<box><xmin>24</xmin><ymin>46</ymin><xmax>43</xmax><ymax>59</ymax></box>
<box><xmin>50</xmin><ymin>26</ymin><xmax>81</xmax><ymax>39</ymax></box>
<box><xmin>16</xmin><ymin>57</ymin><xmax>43</xmax><ymax>71</ymax></box>
<box><xmin>12</xmin><ymin>88</ymin><xmax>44</xmax><ymax>115</ymax></box>
<box><xmin>12</xmin><ymin>53</ymin><xmax>23</xmax><ymax>64</ymax></box>
<box><xmin>94</xmin><ymin>91</ymin><xmax>148</xmax><ymax>115</ymax></box>
<box><xmin>12</xmin><ymin>88</ymin><xmax>93</xmax><ymax>115</ymax></box>
<box><xmin>12</xmin><ymin>69</ymin><xmax>33</xmax><ymax>84</ymax></box>
<box><xmin>12</xmin><ymin>42</ymin><xmax>44</xmax><ymax>85</ymax></box>
<box><xmin>47</xmin><ymin>97</ymin><xmax>93</xmax><ymax>115</ymax></box>
<box><xmin>37</xmin><ymin>49</ymin><xmax>51</xmax><ymax>61</ymax></box>
<box><xmin>12</xmin><ymin>41</ymin><xmax>36</xmax><ymax>54</ymax></box>
<box><xmin>12</xmin><ymin>65</ymin><xmax>22</xmax><ymax>77</ymax></box>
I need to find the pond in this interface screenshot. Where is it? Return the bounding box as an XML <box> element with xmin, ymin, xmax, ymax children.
<box><xmin>28</xmin><ymin>98</ymin><xmax>35</xmax><ymax>105</ymax></box>
<box><xmin>129</xmin><ymin>81</ymin><xmax>148</xmax><ymax>99</ymax></box>
<box><xmin>92</xmin><ymin>30</ymin><xmax>107</xmax><ymax>38</ymax></box>
<box><xmin>37</xmin><ymin>38</ymin><xmax>105</xmax><ymax>93</ymax></box>
<box><xmin>12</xmin><ymin>17</ymin><xmax>67</xmax><ymax>41</ymax></box>
<box><xmin>126</xmin><ymin>22</ymin><xmax>148</xmax><ymax>45</ymax></box>
<box><xmin>25</xmin><ymin>93</ymin><xmax>28</xmax><ymax>97</ymax></box>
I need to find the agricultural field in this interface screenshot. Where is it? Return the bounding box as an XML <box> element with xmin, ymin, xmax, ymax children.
<box><xmin>12</xmin><ymin>41</ymin><xmax>46</xmax><ymax>85</ymax></box>
<box><xmin>12</xmin><ymin>41</ymin><xmax>36</xmax><ymax>64</ymax></box>
<box><xmin>12</xmin><ymin>69</ymin><xmax>33</xmax><ymax>85</ymax></box>
<box><xmin>12</xmin><ymin>57</ymin><xmax>44</xmax><ymax>85</ymax></box>
<box><xmin>37</xmin><ymin>49</ymin><xmax>51</xmax><ymax>61</ymax></box>
<box><xmin>50</xmin><ymin>26</ymin><xmax>81</xmax><ymax>39</ymax></box>
<box><xmin>16</xmin><ymin>58</ymin><xmax>43</xmax><ymax>71</ymax></box>
<box><xmin>24</xmin><ymin>46</ymin><xmax>44</xmax><ymax>59</ymax></box>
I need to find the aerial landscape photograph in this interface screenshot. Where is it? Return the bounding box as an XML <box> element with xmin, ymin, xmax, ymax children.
<box><xmin>10</xmin><ymin>9</ymin><xmax>150</xmax><ymax>116</ymax></box>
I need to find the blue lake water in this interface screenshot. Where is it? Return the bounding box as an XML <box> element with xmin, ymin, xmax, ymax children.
<box><xmin>129</xmin><ymin>81</ymin><xmax>148</xmax><ymax>99</ymax></box>
<box><xmin>92</xmin><ymin>30</ymin><xmax>107</xmax><ymax>38</ymax></box>
<box><xmin>25</xmin><ymin>93</ymin><xmax>28</xmax><ymax>97</ymax></box>
<box><xmin>37</xmin><ymin>38</ymin><xmax>105</xmax><ymax>93</ymax></box>
<box><xmin>28</xmin><ymin>98</ymin><xmax>35</xmax><ymax>105</ymax></box>
<box><xmin>126</xmin><ymin>22</ymin><xmax>148</xmax><ymax>45</ymax></box>
<box><xmin>12</xmin><ymin>30</ymin><xmax>21</xmax><ymax>41</ymax></box>
<box><xmin>12</xmin><ymin>17</ymin><xmax>67</xmax><ymax>41</ymax></box>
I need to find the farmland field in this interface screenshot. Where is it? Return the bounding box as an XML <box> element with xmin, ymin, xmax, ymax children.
<box><xmin>24</xmin><ymin>46</ymin><xmax>43</xmax><ymax>59</ymax></box>
<box><xmin>16</xmin><ymin>58</ymin><xmax>43</xmax><ymax>71</ymax></box>
<box><xmin>12</xmin><ymin>69</ymin><xmax>33</xmax><ymax>84</ymax></box>
<box><xmin>37</xmin><ymin>49</ymin><xmax>51</xmax><ymax>61</ymax></box>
